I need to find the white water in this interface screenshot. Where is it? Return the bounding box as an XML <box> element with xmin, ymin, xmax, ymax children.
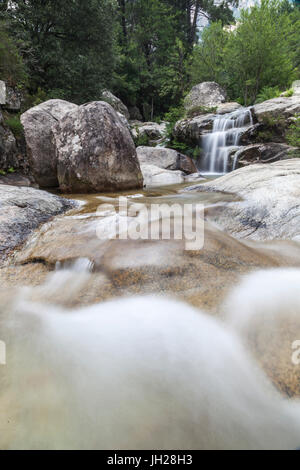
<box><xmin>1</xmin><ymin>267</ymin><xmax>300</xmax><ymax>449</ymax></box>
<box><xmin>201</xmin><ymin>108</ymin><xmax>253</xmax><ymax>174</ymax></box>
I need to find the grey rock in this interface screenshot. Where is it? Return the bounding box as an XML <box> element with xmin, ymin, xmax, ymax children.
<box><xmin>136</xmin><ymin>147</ymin><xmax>197</xmax><ymax>175</ymax></box>
<box><xmin>5</xmin><ymin>86</ymin><xmax>22</xmax><ymax>111</ymax></box>
<box><xmin>55</xmin><ymin>101</ymin><xmax>143</xmax><ymax>193</ymax></box>
<box><xmin>173</xmin><ymin>114</ymin><xmax>215</xmax><ymax>146</ymax></box>
<box><xmin>131</xmin><ymin>121</ymin><xmax>167</xmax><ymax>142</ymax></box>
<box><xmin>0</xmin><ymin>173</ymin><xmax>36</xmax><ymax>188</ymax></box>
<box><xmin>21</xmin><ymin>99</ymin><xmax>78</xmax><ymax>188</ymax></box>
<box><xmin>0</xmin><ymin>81</ymin><xmax>6</xmax><ymax>105</ymax></box>
<box><xmin>129</xmin><ymin>106</ymin><xmax>143</xmax><ymax>121</ymax></box>
<box><xmin>216</xmin><ymin>102</ymin><xmax>242</xmax><ymax>114</ymax></box>
<box><xmin>239</xmin><ymin>123</ymin><xmax>264</xmax><ymax>145</ymax></box>
<box><xmin>141</xmin><ymin>164</ymin><xmax>185</xmax><ymax>187</ymax></box>
<box><xmin>0</xmin><ymin>185</ymin><xmax>75</xmax><ymax>259</ymax></box>
<box><xmin>101</xmin><ymin>90</ymin><xmax>130</xmax><ymax>120</ymax></box>
<box><xmin>0</xmin><ymin>125</ymin><xmax>19</xmax><ymax>171</ymax></box>
<box><xmin>253</xmin><ymin>95</ymin><xmax>300</xmax><ymax>122</ymax></box>
<box><xmin>232</xmin><ymin>143</ymin><xmax>294</xmax><ymax>168</ymax></box>
<box><xmin>184</xmin><ymin>82</ymin><xmax>227</xmax><ymax>112</ymax></box>
<box><xmin>292</xmin><ymin>80</ymin><xmax>300</xmax><ymax>96</ymax></box>
<box><xmin>186</xmin><ymin>160</ymin><xmax>300</xmax><ymax>241</ymax></box>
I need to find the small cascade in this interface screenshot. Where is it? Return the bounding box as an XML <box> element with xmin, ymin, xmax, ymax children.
<box><xmin>201</xmin><ymin>108</ymin><xmax>253</xmax><ymax>174</ymax></box>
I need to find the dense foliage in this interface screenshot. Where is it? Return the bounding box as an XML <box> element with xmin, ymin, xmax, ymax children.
<box><xmin>0</xmin><ymin>0</ymin><xmax>299</xmax><ymax>115</ymax></box>
<box><xmin>191</xmin><ymin>0</ymin><xmax>300</xmax><ymax>105</ymax></box>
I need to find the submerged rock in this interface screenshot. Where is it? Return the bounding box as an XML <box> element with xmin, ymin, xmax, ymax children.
<box><xmin>186</xmin><ymin>160</ymin><xmax>300</xmax><ymax>241</ymax></box>
<box><xmin>0</xmin><ymin>185</ymin><xmax>75</xmax><ymax>260</ymax></box>
<box><xmin>184</xmin><ymin>82</ymin><xmax>227</xmax><ymax>112</ymax></box>
<box><xmin>55</xmin><ymin>101</ymin><xmax>143</xmax><ymax>193</ymax></box>
<box><xmin>21</xmin><ymin>99</ymin><xmax>78</xmax><ymax>188</ymax></box>
<box><xmin>136</xmin><ymin>147</ymin><xmax>197</xmax><ymax>174</ymax></box>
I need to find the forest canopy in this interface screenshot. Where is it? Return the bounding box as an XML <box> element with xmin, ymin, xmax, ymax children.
<box><xmin>0</xmin><ymin>0</ymin><xmax>299</xmax><ymax>117</ymax></box>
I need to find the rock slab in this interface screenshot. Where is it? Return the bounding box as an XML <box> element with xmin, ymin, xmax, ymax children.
<box><xmin>186</xmin><ymin>160</ymin><xmax>300</xmax><ymax>241</ymax></box>
<box><xmin>0</xmin><ymin>184</ymin><xmax>75</xmax><ymax>259</ymax></box>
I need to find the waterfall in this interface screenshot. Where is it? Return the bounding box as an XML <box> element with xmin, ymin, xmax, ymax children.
<box><xmin>201</xmin><ymin>108</ymin><xmax>253</xmax><ymax>174</ymax></box>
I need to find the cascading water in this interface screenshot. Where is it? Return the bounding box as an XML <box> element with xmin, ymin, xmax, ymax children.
<box><xmin>201</xmin><ymin>108</ymin><xmax>253</xmax><ymax>174</ymax></box>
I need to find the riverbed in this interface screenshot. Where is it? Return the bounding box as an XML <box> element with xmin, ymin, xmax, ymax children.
<box><xmin>1</xmin><ymin>178</ymin><xmax>300</xmax><ymax>398</ymax></box>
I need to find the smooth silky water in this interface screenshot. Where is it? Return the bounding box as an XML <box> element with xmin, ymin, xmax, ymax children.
<box><xmin>201</xmin><ymin>108</ymin><xmax>253</xmax><ymax>173</ymax></box>
<box><xmin>1</xmin><ymin>178</ymin><xmax>300</xmax><ymax>449</ymax></box>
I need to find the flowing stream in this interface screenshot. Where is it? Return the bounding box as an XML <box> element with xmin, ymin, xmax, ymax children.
<box><xmin>1</xmin><ymin>179</ymin><xmax>300</xmax><ymax>449</ymax></box>
<box><xmin>201</xmin><ymin>108</ymin><xmax>253</xmax><ymax>174</ymax></box>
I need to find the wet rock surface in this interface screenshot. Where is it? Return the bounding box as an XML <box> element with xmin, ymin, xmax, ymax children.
<box><xmin>186</xmin><ymin>160</ymin><xmax>300</xmax><ymax>241</ymax></box>
<box><xmin>0</xmin><ymin>184</ymin><xmax>76</xmax><ymax>260</ymax></box>
<box><xmin>1</xmin><ymin>182</ymin><xmax>300</xmax><ymax>400</ymax></box>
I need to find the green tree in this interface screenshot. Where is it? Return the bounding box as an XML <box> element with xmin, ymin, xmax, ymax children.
<box><xmin>114</xmin><ymin>0</ymin><xmax>187</xmax><ymax>118</ymax></box>
<box><xmin>5</xmin><ymin>0</ymin><xmax>116</xmax><ymax>103</ymax></box>
<box><xmin>190</xmin><ymin>21</ymin><xmax>229</xmax><ymax>86</ymax></box>
<box><xmin>114</xmin><ymin>0</ymin><xmax>237</xmax><ymax>117</ymax></box>
<box><xmin>224</xmin><ymin>0</ymin><xmax>297</xmax><ymax>104</ymax></box>
<box><xmin>0</xmin><ymin>22</ymin><xmax>27</xmax><ymax>86</ymax></box>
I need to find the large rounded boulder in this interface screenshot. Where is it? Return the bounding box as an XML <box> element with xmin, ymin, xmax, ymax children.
<box><xmin>54</xmin><ymin>101</ymin><xmax>143</xmax><ymax>193</ymax></box>
<box><xmin>21</xmin><ymin>99</ymin><xmax>78</xmax><ymax>188</ymax></box>
<box><xmin>184</xmin><ymin>82</ymin><xmax>227</xmax><ymax>112</ymax></box>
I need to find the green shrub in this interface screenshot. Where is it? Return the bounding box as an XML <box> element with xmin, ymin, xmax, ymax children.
<box><xmin>287</xmin><ymin>149</ymin><xmax>300</xmax><ymax>159</ymax></box>
<box><xmin>286</xmin><ymin>115</ymin><xmax>300</xmax><ymax>148</ymax></box>
<box><xmin>163</xmin><ymin>105</ymin><xmax>185</xmax><ymax>145</ymax></box>
<box><xmin>283</xmin><ymin>89</ymin><xmax>294</xmax><ymax>98</ymax></box>
<box><xmin>255</xmin><ymin>86</ymin><xmax>281</xmax><ymax>104</ymax></box>
<box><xmin>0</xmin><ymin>22</ymin><xmax>27</xmax><ymax>87</ymax></box>
<box><xmin>133</xmin><ymin>129</ymin><xmax>151</xmax><ymax>147</ymax></box>
<box><xmin>257</xmin><ymin>130</ymin><xmax>274</xmax><ymax>142</ymax></box>
<box><xmin>185</xmin><ymin>105</ymin><xmax>217</xmax><ymax>119</ymax></box>
<box><xmin>22</xmin><ymin>88</ymin><xmax>49</xmax><ymax>111</ymax></box>
<box><xmin>4</xmin><ymin>114</ymin><xmax>24</xmax><ymax>139</ymax></box>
